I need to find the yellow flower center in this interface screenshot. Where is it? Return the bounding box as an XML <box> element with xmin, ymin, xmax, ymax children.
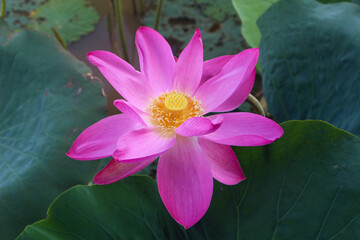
<box><xmin>150</xmin><ymin>91</ymin><xmax>202</xmax><ymax>135</ymax></box>
<box><xmin>164</xmin><ymin>93</ymin><xmax>188</xmax><ymax>111</ymax></box>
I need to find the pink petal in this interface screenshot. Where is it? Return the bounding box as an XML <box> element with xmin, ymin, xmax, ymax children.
<box><xmin>157</xmin><ymin>136</ymin><xmax>213</xmax><ymax>229</ymax></box>
<box><xmin>201</xmin><ymin>55</ymin><xmax>255</xmax><ymax>112</ymax></box>
<box><xmin>135</xmin><ymin>26</ymin><xmax>175</xmax><ymax>95</ymax></box>
<box><xmin>175</xmin><ymin>115</ymin><xmax>223</xmax><ymax>137</ymax></box>
<box><xmin>195</xmin><ymin>48</ymin><xmax>259</xmax><ymax>113</ymax></box>
<box><xmin>93</xmin><ymin>158</ymin><xmax>155</xmax><ymax>185</ymax></box>
<box><xmin>87</xmin><ymin>51</ymin><xmax>152</xmax><ymax>111</ymax></box>
<box><xmin>198</xmin><ymin>138</ymin><xmax>245</xmax><ymax>185</ymax></box>
<box><xmin>66</xmin><ymin>114</ymin><xmax>138</xmax><ymax>160</ymax></box>
<box><xmin>113</xmin><ymin>99</ymin><xmax>149</xmax><ymax>126</ymax></box>
<box><xmin>212</xmin><ymin>69</ymin><xmax>256</xmax><ymax>112</ymax></box>
<box><xmin>201</xmin><ymin>55</ymin><xmax>233</xmax><ymax>84</ymax></box>
<box><xmin>113</xmin><ymin>128</ymin><xmax>175</xmax><ymax>163</ymax></box>
<box><xmin>173</xmin><ymin>29</ymin><xmax>203</xmax><ymax>95</ymax></box>
<box><xmin>200</xmin><ymin>112</ymin><xmax>283</xmax><ymax>146</ymax></box>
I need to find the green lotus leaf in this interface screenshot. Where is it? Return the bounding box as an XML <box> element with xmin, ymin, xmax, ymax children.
<box><xmin>0</xmin><ymin>24</ymin><xmax>105</xmax><ymax>239</ymax></box>
<box><xmin>4</xmin><ymin>0</ymin><xmax>43</xmax><ymax>30</ymax></box>
<box><xmin>232</xmin><ymin>0</ymin><xmax>278</xmax><ymax>48</ymax></box>
<box><xmin>18</xmin><ymin>120</ymin><xmax>360</xmax><ymax>239</ymax></box>
<box><xmin>28</xmin><ymin>0</ymin><xmax>99</xmax><ymax>44</ymax></box>
<box><xmin>232</xmin><ymin>0</ymin><xmax>354</xmax><ymax>48</ymax></box>
<box><xmin>259</xmin><ymin>0</ymin><xmax>360</xmax><ymax>136</ymax></box>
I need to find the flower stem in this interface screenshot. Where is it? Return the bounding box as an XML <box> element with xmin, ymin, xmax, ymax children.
<box><xmin>138</xmin><ymin>0</ymin><xmax>145</xmax><ymax>14</ymax></box>
<box><xmin>107</xmin><ymin>0</ymin><xmax>121</xmax><ymax>56</ymax></box>
<box><xmin>114</xmin><ymin>0</ymin><xmax>129</xmax><ymax>62</ymax></box>
<box><xmin>1</xmin><ymin>0</ymin><xmax>6</xmax><ymax>19</ymax></box>
<box><xmin>246</xmin><ymin>93</ymin><xmax>265</xmax><ymax>116</ymax></box>
<box><xmin>154</xmin><ymin>0</ymin><xmax>163</xmax><ymax>31</ymax></box>
<box><xmin>51</xmin><ymin>27</ymin><xmax>68</xmax><ymax>50</ymax></box>
<box><xmin>131</xmin><ymin>0</ymin><xmax>137</xmax><ymax>15</ymax></box>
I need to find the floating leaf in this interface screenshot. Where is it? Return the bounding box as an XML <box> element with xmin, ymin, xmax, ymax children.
<box><xmin>18</xmin><ymin>121</ymin><xmax>360</xmax><ymax>239</ymax></box>
<box><xmin>196</xmin><ymin>0</ymin><xmax>236</xmax><ymax>22</ymax></box>
<box><xmin>0</xmin><ymin>24</ymin><xmax>105</xmax><ymax>239</ymax></box>
<box><xmin>29</xmin><ymin>0</ymin><xmax>99</xmax><ymax>44</ymax></box>
<box><xmin>4</xmin><ymin>0</ymin><xmax>44</xmax><ymax>30</ymax></box>
<box><xmin>142</xmin><ymin>0</ymin><xmax>245</xmax><ymax>60</ymax></box>
<box><xmin>259</xmin><ymin>0</ymin><xmax>360</xmax><ymax>136</ymax></box>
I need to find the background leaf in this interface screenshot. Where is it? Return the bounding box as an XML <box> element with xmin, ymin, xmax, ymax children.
<box><xmin>28</xmin><ymin>0</ymin><xmax>99</xmax><ymax>44</ymax></box>
<box><xmin>4</xmin><ymin>0</ymin><xmax>44</xmax><ymax>30</ymax></box>
<box><xmin>231</xmin><ymin>0</ymin><xmax>355</xmax><ymax>48</ymax></box>
<box><xmin>141</xmin><ymin>0</ymin><xmax>246</xmax><ymax>60</ymax></box>
<box><xmin>18</xmin><ymin>121</ymin><xmax>360</xmax><ymax>239</ymax></box>
<box><xmin>231</xmin><ymin>0</ymin><xmax>278</xmax><ymax>48</ymax></box>
<box><xmin>0</xmin><ymin>26</ymin><xmax>105</xmax><ymax>239</ymax></box>
<box><xmin>258</xmin><ymin>0</ymin><xmax>360</xmax><ymax>136</ymax></box>
<box><xmin>196</xmin><ymin>0</ymin><xmax>236</xmax><ymax>22</ymax></box>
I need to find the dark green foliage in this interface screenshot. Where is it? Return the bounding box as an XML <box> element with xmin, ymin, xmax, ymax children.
<box><xmin>18</xmin><ymin>121</ymin><xmax>360</xmax><ymax>239</ymax></box>
<box><xmin>0</xmin><ymin>27</ymin><xmax>105</xmax><ymax>239</ymax></box>
<box><xmin>259</xmin><ymin>0</ymin><xmax>360</xmax><ymax>136</ymax></box>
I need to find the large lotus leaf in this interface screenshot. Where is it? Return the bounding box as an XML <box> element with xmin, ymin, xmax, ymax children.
<box><xmin>18</xmin><ymin>176</ymin><xmax>187</xmax><ymax>240</ymax></box>
<box><xmin>0</xmin><ymin>20</ymin><xmax>10</xmax><ymax>43</ymax></box>
<box><xmin>18</xmin><ymin>121</ymin><xmax>360</xmax><ymax>239</ymax></box>
<box><xmin>28</xmin><ymin>0</ymin><xmax>99</xmax><ymax>44</ymax></box>
<box><xmin>318</xmin><ymin>0</ymin><xmax>352</xmax><ymax>2</ymax></box>
<box><xmin>231</xmin><ymin>0</ymin><xmax>278</xmax><ymax>48</ymax></box>
<box><xmin>258</xmin><ymin>0</ymin><xmax>360</xmax><ymax>136</ymax></box>
<box><xmin>202</xmin><ymin>120</ymin><xmax>360</xmax><ymax>239</ymax></box>
<box><xmin>0</xmin><ymin>27</ymin><xmax>105</xmax><ymax>239</ymax></box>
<box><xmin>231</xmin><ymin>0</ymin><xmax>354</xmax><ymax>48</ymax></box>
<box><xmin>142</xmin><ymin>0</ymin><xmax>245</xmax><ymax>60</ymax></box>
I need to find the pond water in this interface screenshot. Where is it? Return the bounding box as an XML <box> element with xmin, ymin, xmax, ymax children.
<box><xmin>69</xmin><ymin>0</ymin><xmax>141</xmax><ymax>115</ymax></box>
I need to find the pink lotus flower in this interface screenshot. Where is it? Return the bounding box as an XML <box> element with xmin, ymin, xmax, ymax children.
<box><xmin>67</xmin><ymin>27</ymin><xmax>283</xmax><ymax>229</ymax></box>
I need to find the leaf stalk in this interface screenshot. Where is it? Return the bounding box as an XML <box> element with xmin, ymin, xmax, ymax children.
<box><xmin>51</xmin><ymin>27</ymin><xmax>68</xmax><ymax>50</ymax></box>
<box><xmin>114</xmin><ymin>0</ymin><xmax>129</xmax><ymax>62</ymax></box>
<box><xmin>154</xmin><ymin>0</ymin><xmax>163</xmax><ymax>30</ymax></box>
<box><xmin>246</xmin><ymin>93</ymin><xmax>266</xmax><ymax>116</ymax></box>
<box><xmin>1</xmin><ymin>0</ymin><xmax>6</xmax><ymax>19</ymax></box>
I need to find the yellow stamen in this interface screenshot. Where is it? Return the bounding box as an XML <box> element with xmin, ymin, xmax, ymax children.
<box><xmin>150</xmin><ymin>91</ymin><xmax>202</xmax><ymax>135</ymax></box>
<box><xmin>164</xmin><ymin>93</ymin><xmax>188</xmax><ymax>111</ymax></box>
